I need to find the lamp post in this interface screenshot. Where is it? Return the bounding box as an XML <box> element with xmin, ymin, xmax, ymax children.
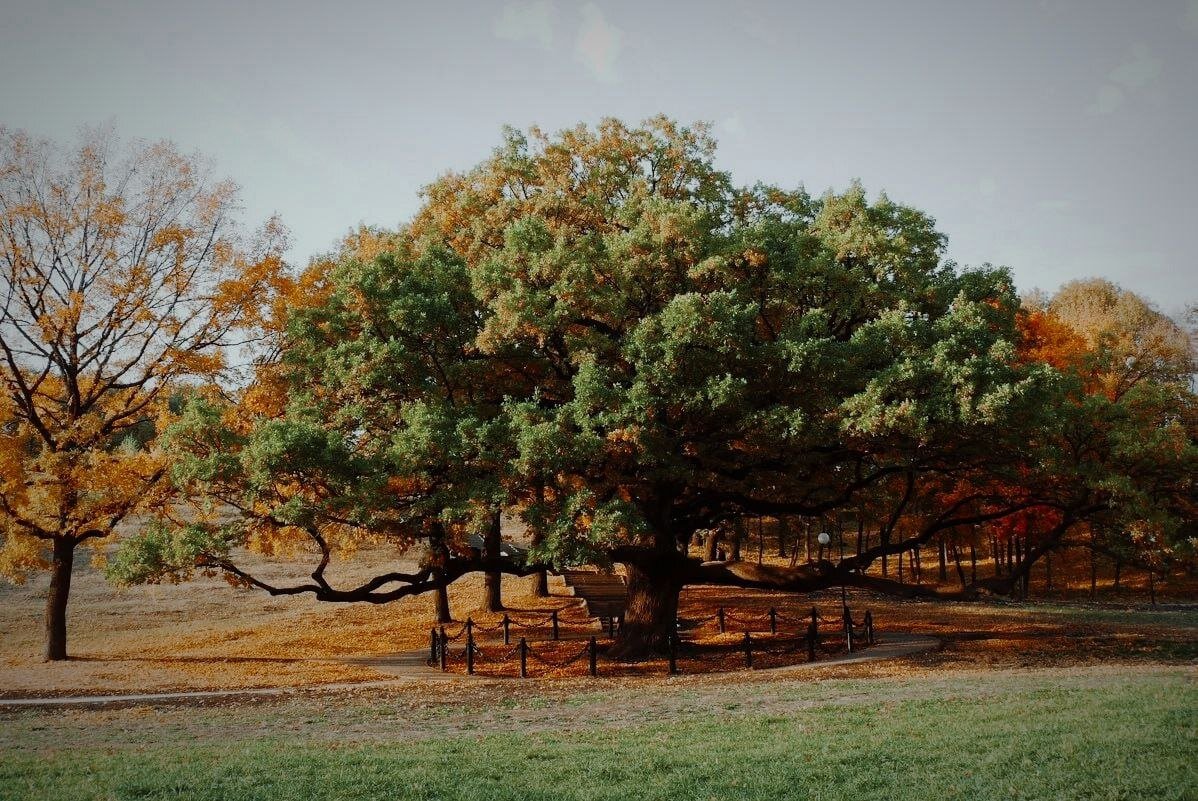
<box><xmin>818</xmin><ymin>531</ymin><xmax>848</xmax><ymax>616</ymax></box>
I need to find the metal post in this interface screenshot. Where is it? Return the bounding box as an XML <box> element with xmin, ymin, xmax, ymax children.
<box><xmin>607</xmin><ymin>615</ymin><xmax>615</xmax><ymax>638</ymax></box>
<box><xmin>429</xmin><ymin>628</ymin><xmax>438</xmax><ymax>663</ymax></box>
<box><xmin>844</xmin><ymin>607</ymin><xmax>853</xmax><ymax>653</ymax></box>
<box><xmin>519</xmin><ymin>637</ymin><xmax>528</xmax><ymax>678</ymax></box>
<box><xmin>502</xmin><ymin>613</ymin><xmax>511</xmax><ymax>645</ymax></box>
<box><xmin>466</xmin><ymin>632</ymin><xmax>475</xmax><ymax>675</ymax></box>
<box><xmin>439</xmin><ymin>626</ymin><xmax>447</xmax><ymax>671</ymax></box>
<box><xmin>466</xmin><ymin>617</ymin><xmax>473</xmax><ymax>641</ymax></box>
<box><xmin>668</xmin><ymin>633</ymin><xmax>678</xmax><ymax>675</ymax></box>
<box><xmin>743</xmin><ymin>631</ymin><xmax>753</xmax><ymax>669</ymax></box>
<box><xmin>588</xmin><ymin>636</ymin><xmax>598</xmax><ymax>677</ymax></box>
<box><xmin>551</xmin><ymin>609</ymin><xmax>559</xmax><ymax>641</ymax></box>
<box><xmin>769</xmin><ymin>607</ymin><xmax>777</xmax><ymax>635</ymax></box>
<box><xmin>807</xmin><ymin>620</ymin><xmax>817</xmax><ymax>662</ymax></box>
<box><xmin>717</xmin><ymin>606</ymin><xmax>725</xmax><ymax>634</ymax></box>
<box><xmin>864</xmin><ymin>610</ymin><xmax>874</xmax><ymax>645</ymax></box>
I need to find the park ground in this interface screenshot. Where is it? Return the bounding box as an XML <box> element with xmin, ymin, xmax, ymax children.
<box><xmin>1</xmin><ymin>547</ymin><xmax>1196</xmax><ymax>799</ymax></box>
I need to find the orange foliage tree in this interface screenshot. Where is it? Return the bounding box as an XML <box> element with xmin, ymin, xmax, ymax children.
<box><xmin>0</xmin><ymin>128</ymin><xmax>284</xmax><ymax>660</ymax></box>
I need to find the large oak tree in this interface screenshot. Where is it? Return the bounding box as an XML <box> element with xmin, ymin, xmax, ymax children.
<box><xmin>113</xmin><ymin>118</ymin><xmax>1195</xmax><ymax>658</ymax></box>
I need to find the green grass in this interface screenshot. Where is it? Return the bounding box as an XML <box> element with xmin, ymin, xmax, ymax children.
<box><xmin>1</xmin><ymin>671</ymin><xmax>1195</xmax><ymax>800</ymax></box>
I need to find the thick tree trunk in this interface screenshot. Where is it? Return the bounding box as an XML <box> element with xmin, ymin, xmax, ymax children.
<box><xmin>44</xmin><ymin>536</ymin><xmax>74</xmax><ymax>662</ymax></box>
<box><xmin>530</xmin><ymin>528</ymin><xmax>549</xmax><ymax>598</ymax></box>
<box><xmin>434</xmin><ymin>581</ymin><xmax>453</xmax><ymax>623</ymax></box>
<box><xmin>483</xmin><ymin>511</ymin><xmax>503</xmax><ymax>612</ymax></box>
<box><xmin>610</xmin><ymin>559</ymin><xmax>681</xmax><ymax>660</ymax></box>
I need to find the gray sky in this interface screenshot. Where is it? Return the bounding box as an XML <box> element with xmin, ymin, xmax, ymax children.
<box><xmin>3</xmin><ymin>0</ymin><xmax>1195</xmax><ymax>313</ymax></box>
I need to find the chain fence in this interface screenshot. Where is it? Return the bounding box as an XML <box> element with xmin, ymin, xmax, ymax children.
<box><xmin>427</xmin><ymin>605</ymin><xmax>877</xmax><ymax>678</ymax></box>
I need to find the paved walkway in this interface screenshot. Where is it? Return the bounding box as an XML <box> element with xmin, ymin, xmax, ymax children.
<box><xmin>0</xmin><ymin>632</ymin><xmax>939</xmax><ymax>709</ymax></box>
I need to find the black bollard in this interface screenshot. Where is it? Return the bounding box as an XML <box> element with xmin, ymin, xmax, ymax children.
<box><xmin>717</xmin><ymin>606</ymin><xmax>726</xmax><ymax>634</ymax></box>
<box><xmin>769</xmin><ymin>607</ymin><xmax>777</xmax><ymax>635</ymax></box>
<box><xmin>864</xmin><ymin>610</ymin><xmax>874</xmax><ymax>645</ymax></box>
<box><xmin>551</xmin><ymin>609</ymin><xmax>560</xmax><ymax>641</ymax></box>
<box><xmin>668</xmin><ymin>633</ymin><xmax>678</xmax><ymax>675</ymax></box>
<box><xmin>429</xmin><ymin>628</ymin><xmax>438</xmax><ymax>663</ymax></box>
<box><xmin>502</xmin><ymin>613</ymin><xmax>511</xmax><ymax>645</ymax></box>
<box><xmin>439</xmin><ymin>626</ymin><xmax>448</xmax><ymax>671</ymax></box>
<box><xmin>466</xmin><ymin>632</ymin><xmax>475</xmax><ymax>675</ymax></box>
<box><xmin>743</xmin><ymin>631</ymin><xmax>753</xmax><ymax>669</ymax></box>
<box><xmin>807</xmin><ymin>620</ymin><xmax>817</xmax><ymax>662</ymax></box>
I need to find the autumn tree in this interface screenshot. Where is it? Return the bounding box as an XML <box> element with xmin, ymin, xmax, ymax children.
<box><xmin>0</xmin><ymin>128</ymin><xmax>282</xmax><ymax>660</ymax></box>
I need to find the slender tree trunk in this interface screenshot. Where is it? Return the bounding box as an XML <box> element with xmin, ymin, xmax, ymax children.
<box><xmin>938</xmin><ymin>539</ymin><xmax>948</xmax><ymax>582</ymax></box>
<box><xmin>951</xmin><ymin>541</ymin><xmax>967</xmax><ymax>589</ymax></box>
<box><xmin>611</xmin><ymin>559</ymin><xmax>681</xmax><ymax>659</ymax></box>
<box><xmin>1045</xmin><ymin>552</ymin><xmax>1053</xmax><ymax>593</ymax></box>
<box><xmin>483</xmin><ymin>511</ymin><xmax>503</xmax><ymax>612</ymax></box>
<box><xmin>776</xmin><ymin>517</ymin><xmax>788</xmax><ymax>558</ymax></box>
<box><xmin>1114</xmin><ymin>559</ymin><xmax>1121</xmax><ymax>594</ymax></box>
<box><xmin>898</xmin><ymin>550</ymin><xmax>904</xmax><ymax>583</ymax></box>
<box><xmin>1089</xmin><ymin>530</ymin><xmax>1097</xmax><ymax>601</ymax></box>
<box><xmin>913</xmin><ymin>545</ymin><xmax>921</xmax><ymax>585</ymax></box>
<box><xmin>756</xmin><ymin>517</ymin><xmax>764</xmax><ymax>565</ymax></box>
<box><xmin>729</xmin><ymin>520</ymin><xmax>742</xmax><ymax>562</ymax></box>
<box><xmin>1148</xmin><ymin>570</ymin><xmax>1156</xmax><ymax>606</ymax></box>
<box><xmin>992</xmin><ymin>534</ymin><xmax>1001</xmax><ymax>576</ymax></box>
<box><xmin>970</xmin><ymin>543</ymin><xmax>977</xmax><ymax>584</ymax></box>
<box><xmin>44</xmin><ymin>536</ymin><xmax>74</xmax><ymax>662</ymax></box>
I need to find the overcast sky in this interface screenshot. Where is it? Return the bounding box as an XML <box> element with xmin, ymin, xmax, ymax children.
<box><xmin>3</xmin><ymin>0</ymin><xmax>1195</xmax><ymax>313</ymax></box>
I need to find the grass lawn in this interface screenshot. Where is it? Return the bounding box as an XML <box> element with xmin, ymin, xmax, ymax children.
<box><xmin>2</xmin><ymin>667</ymin><xmax>1194</xmax><ymax>800</ymax></box>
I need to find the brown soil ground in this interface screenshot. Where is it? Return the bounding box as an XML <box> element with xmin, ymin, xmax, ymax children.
<box><xmin>1</xmin><ymin>543</ymin><xmax>1194</xmax><ymax>696</ymax></box>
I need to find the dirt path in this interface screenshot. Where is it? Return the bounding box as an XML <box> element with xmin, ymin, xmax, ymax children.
<box><xmin>0</xmin><ymin>633</ymin><xmax>939</xmax><ymax>708</ymax></box>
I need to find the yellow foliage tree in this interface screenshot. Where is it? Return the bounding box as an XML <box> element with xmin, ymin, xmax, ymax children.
<box><xmin>0</xmin><ymin>127</ymin><xmax>285</xmax><ymax>660</ymax></box>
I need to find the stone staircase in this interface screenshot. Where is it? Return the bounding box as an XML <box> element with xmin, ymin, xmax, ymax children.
<box><xmin>560</xmin><ymin>569</ymin><xmax>628</xmax><ymax>626</ymax></box>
